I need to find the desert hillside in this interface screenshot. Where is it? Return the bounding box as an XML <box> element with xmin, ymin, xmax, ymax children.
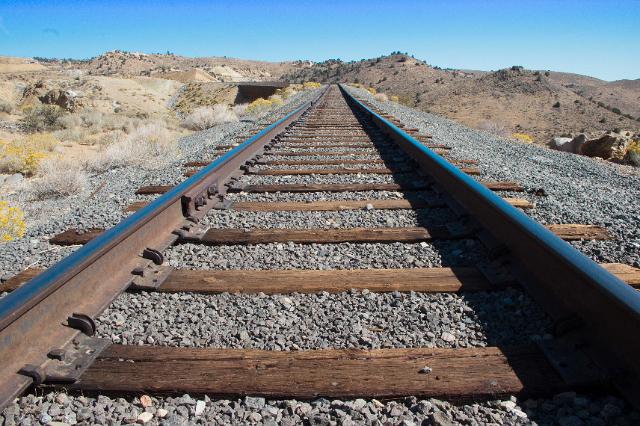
<box><xmin>41</xmin><ymin>50</ymin><xmax>311</xmax><ymax>81</ymax></box>
<box><xmin>283</xmin><ymin>53</ymin><xmax>640</xmax><ymax>143</ymax></box>
<box><xmin>1</xmin><ymin>50</ymin><xmax>638</xmax><ymax>153</ymax></box>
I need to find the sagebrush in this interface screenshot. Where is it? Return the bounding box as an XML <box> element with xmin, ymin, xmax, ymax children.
<box><xmin>90</xmin><ymin>122</ymin><xmax>179</xmax><ymax>171</ymax></box>
<box><xmin>29</xmin><ymin>156</ymin><xmax>88</xmax><ymax>199</ymax></box>
<box><xmin>182</xmin><ymin>105</ymin><xmax>238</xmax><ymax>130</ymax></box>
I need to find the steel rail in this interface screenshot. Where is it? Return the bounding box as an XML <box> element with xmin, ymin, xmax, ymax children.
<box><xmin>339</xmin><ymin>84</ymin><xmax>640</xmax><ymax>404</ymax></box>
<box><xmin>0</xmin><ymin>87</ymin><xmax>327</xmax><ymax>409</ymax></box>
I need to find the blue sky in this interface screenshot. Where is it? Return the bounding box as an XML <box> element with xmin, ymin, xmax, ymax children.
<box><xmin>0</xmin><ymin>0</ymin><xmax>638</xmax><ymax>81</ymax></box>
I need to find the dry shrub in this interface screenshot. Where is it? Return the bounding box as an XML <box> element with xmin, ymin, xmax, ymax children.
<box><xmin>233</xmin><ymin>104</ymin><xmax>249</xmax><ymax>116</ymax></box>
<box><xmin>28</xmin><ymin>156</ymin><xmax>88</xmax><ymax>199</ymax></box>
<box><xmin>22</xmin><ymin>105</ymin><xmax>65</xmax><ymax>131</ymax></box>
<box><xmin>56</xmin><ymin>113</ymin><xmax>82</xmax><ymax>129</ymax></box>
<box><xmin>90</xmin><ymin>122</ymin><xmax>179</xmax><ymax>171</ymax></box>
<box><xmin>0</xmin><ymin>100</ymin><xmax>14</xmax><ymax>114</ymax></box>
<box><xmin>80</xmin><ymin>111</ymin><xmax>104</xmax><ymax>131</ymax></box>
<box><xmin>275</xmin><ymin>86</ymin><xmax>297</xmax><ymax>99</ymax></box>
<box><xmin>54</xmin><ymin>127</ymin><xmax>88</xmax><ymax>143</ymax></box>
<box><xmin>101</xmin><ymin>114</ymin><xmax>135</xmax><ymax>132</ymax></box>
<box><xmin>478</xmin><ymin>120</ymin><xmax>510</xmax><ymax>138</ymax></box>
<box><xmin>374</xmin><ymin>93</ymin><xmax>389</xmax><ymax>102</ymax></box>
<box><xmin>182</xmin><ymin>105</ymin><xmax>238</xmax><ymax>130</ymax></box>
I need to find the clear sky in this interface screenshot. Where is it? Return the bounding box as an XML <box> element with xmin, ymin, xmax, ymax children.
<box><xmin>0</xmin><ymin>0</ymin><xmax>638</xmax><ymax>81</ymax></box>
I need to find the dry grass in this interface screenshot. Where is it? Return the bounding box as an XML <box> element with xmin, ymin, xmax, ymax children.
<box><xmin>89</xmin><ymin>121</ymin><xmax>179</xmax><ymax>171</ymax></box>
<box><xmin>28</xmin><ymin>156</ymin><xmax>88</xmax><ymax>199</ymax></box>
<box><xmin>233</xmin><ymin>104</ymin><xmax>249</xmax><ymax>116</ymax></box>
<box><xmin>374</xmin><ymin>93</ymin><xmax>389</xmax><ymax>102</ymax></box>
<box><xmin>478</xmin><ymin>120</ymin><xmax>510</xmax><ymax>138</ymax></box>
<box><xmin>182</xmin><ymin>105</ymin><xmax>238</xmax><ymax>130</ymax></box>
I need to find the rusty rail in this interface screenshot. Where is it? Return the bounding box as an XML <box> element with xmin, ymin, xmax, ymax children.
<box><xmin>0</xmin><ymin>88</ymin><xmax>327</xmax><ymax>409</ymax></box>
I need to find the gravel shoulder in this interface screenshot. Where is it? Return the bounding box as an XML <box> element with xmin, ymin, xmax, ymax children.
<box><xmin>346</xmin><ymin>86</ymin><xmax>640</xmax><ymax>267</ymax></box>
<box><xmin>0</xmin><ymin>90</ymin><xmax>318</xmax><ymax>279</ymax></box>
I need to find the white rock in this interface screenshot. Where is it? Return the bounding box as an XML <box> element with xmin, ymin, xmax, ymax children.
<box><xmin>441</xmin><ymin>332</ymin><xmax>455</xmax><ymax>342</ymax></box>
<box><xmin>156</xmin><ymin>408</ymin><xmax>168</xmax><ymax>418</ymax></box>
<box><xmin>137</xmin><ymin>412</ymin><xmax>153</xmax><ymax>424</ymax></box>
<box><xmin>512</xmin><ymin>409</ymin><xmax>528</xmax><ymax>418</ymax></box>
<box><xmin>195</xmin><ymin>400</ymin><xmax>206</xmax><ymax>416</ymax></box>
<box><xmin>500</xmin><ymin>400</ymin><xmax>517</xmax><ymax>409</ymax></box>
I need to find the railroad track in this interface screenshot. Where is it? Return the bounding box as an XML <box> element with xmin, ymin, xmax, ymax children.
<box><xmin>1</xmin><ymin>84</ymin><xmax>640</xmax><ymax>419</ymax></box>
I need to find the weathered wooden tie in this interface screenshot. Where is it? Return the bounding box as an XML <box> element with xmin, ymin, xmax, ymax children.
<box><xmin>48</xmin><ymin>224</ymin><xmax>612</xmax><ymax>246</ymax></box>
<box><xmin>68</xmin><ymin>345</ymin><xmax>567</xmax><ymax>400</ymax></box>
<box><xmin>230</xmin><ymin>181</ymin><xmax>523</xmax><ymax>193</ymax></box>
<box><xmin>4</xmin><ymin>263</ymin><xmax>638</xmax><ymax>294</ymax></box>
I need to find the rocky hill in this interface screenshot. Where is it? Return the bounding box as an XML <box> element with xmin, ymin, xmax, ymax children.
<box><xmin>283</xmin><ymin>54</ymin><xmax>640</xmax><ymax>143</ymax></box>
<box><xmin>51</xmin><ymin>51</ymin><xmax>312</xmax><ymax>82</ymax></box>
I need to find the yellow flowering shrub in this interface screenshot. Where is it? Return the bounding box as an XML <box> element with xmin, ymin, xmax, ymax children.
<box><xmin>269</xmin><ymin>95</ymin><xmax>284</xmax><ymax>106</ymax></box>
<box><xmin>512</xmin><ymin>133</ymin><xmax>534</xmax><ymax>143</ymax></box>
<box><xmin>0</xmin><ymin>133</ymin><xmax>58</xmax><ymax>175</ymax></box>
<box><xmin>626</xmin><ymin>140</ymin><xmax>640</xmax><ymax>166</ymax></box>
<box><xmin>0</xmin><ymin>201</ymin><xmax>26</xmax><ymax>242</ymax></box>
<box><xmin>302</xmin><ymin>82</ymin><xmax>321</xmax><ymax>90</ymax></box>
<box><xmin>367</xmin><ymin>87</ymin><xmax>377</xmax><ymax>95</ymax></box>
<box><xmin>389</xmin><ymin>95</ymin><xmax>400</xmax><ymax>102</ymax></box>
<box><xmin>246</xmin><ymin>98</ymin><xmax>273</xmax><ymax>114</ymax></box>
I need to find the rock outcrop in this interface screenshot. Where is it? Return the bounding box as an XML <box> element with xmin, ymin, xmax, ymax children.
<box><xmin>38</xmin><ymin>89</ymin><xmax>81</xmax><ymax>112</ymax></box>
<box><xmin>550</xmin><ymin>135</ymin><xmax>586</xmax><ymax>154</ymax></box>
<box><xmin>581</xmin><ymin>130</ymin><xmax>635</xmax><ymax>161</ymax></box>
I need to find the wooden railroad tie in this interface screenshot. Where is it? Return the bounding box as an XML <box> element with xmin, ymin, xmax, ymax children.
<box><xmin>256</xmin><ymin>158</ymin><xmax>478</xmax><ymax>166</ymax></box>
<box><xmin>48</xmin><ymin>224</ymin><xmax>613</xmax><ymax>246</ymax></box>
<box><xmin>263</xmin><ymin>149</ymin><xmax>450</xmax><ymax>156</ymax></box>
<box><xmin>225</xmin><ymin>181</ymin><xmax>523</xmax><ymax>194</ymax></box>
<box><xmin>62</xmin><ymin>345</ymin><xmax>568</xmax><ymax>400</ymax></box>
<box><xmin>4</xmin><ymin>263</ymin><xmax>638</xmax><ymax>294</ymax></box>
<box><xmin>245</xmin><ymin>166</ymin><xmax>482</xmax><ymax>176</ymax></box>
<box><xmin>185</xmin><ymin>166</ymin><xmax>482</xmax><ymax>177</ymax></box>
<box><xmin>124</xmin><ymin>197</ymin><xmax>533</xmax><ymax>213</ymax></box>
